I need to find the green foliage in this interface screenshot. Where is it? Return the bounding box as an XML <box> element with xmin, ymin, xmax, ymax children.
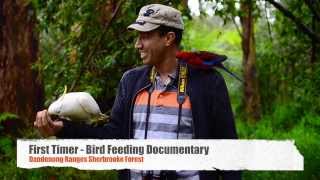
<box><xmin>182</xmin><ymin>17</ymin><xmax>243</xmax><ymax>115</ymax></box>
<box><xmin>209</xmin><ymin>0</ymin><xmax>320</xmax><ymax>118</ymax></box>
<box><xmin>237</xmin><ymin>108</ymin><xmax>320</xmax><ymax>180</ymax></box>
<box><xmin>255</xmin><ymin>0</ymin><xmax>320</xmax><ymax>117</ymax></box>
<box><xmin>0</xmin><ymin>112</ymin><xmax>18</xmax><ymax>123</ymax></box>
<box><xmin>205</xmin><ymin>1</ymin><xmax>320</xmax><ymax>179</ymax></box>
<box><xmin>0</xmin><ymin>112</ymin><xmax>18</xmax><ymax>132</ymax></box>
<box><xmin>32</xmin><ymin>0</ymin><xmax>137</xmax><ymax>107</ymax></box>
<box><xmin>31</xmin><ymin>0</ymin><xmax>187</xmax><ymax>111</ymax></box>
<box><xmin>270</xmin><ymin>102</ymin><xmax>302</xmax><ymax>130</ymax></box>
<box><xmin>0</xmin><ymin>126</ymin><xmax>118</xmax><ymax>179</ymax></box>
<box><xmin>0</xmin><ymin>136</ymin><xmax>14</xmax><ymax>157</ymax></box>
<box><xmin>302</xmin><ymin>113</ymin><xmax>320</xmax><ymax>128</ymax></box>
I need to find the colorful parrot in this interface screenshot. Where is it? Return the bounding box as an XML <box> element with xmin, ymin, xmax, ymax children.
<box><xmin>176</xmin><ymin>51</ymin><xmax>243</xmax><ymax>82</ymax></box>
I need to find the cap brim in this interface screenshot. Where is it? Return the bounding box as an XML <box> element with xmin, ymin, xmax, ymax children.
<box><xmin>127</xmin><ymin>22</ymin><xmax>160</xmax><ymax>32</ymax></box>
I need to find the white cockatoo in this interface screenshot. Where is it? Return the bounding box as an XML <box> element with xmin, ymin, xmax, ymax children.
<box><xmin>48</xmin><ymin>89</ymin><xmax>108</xmax><ymax>125</ymax></box>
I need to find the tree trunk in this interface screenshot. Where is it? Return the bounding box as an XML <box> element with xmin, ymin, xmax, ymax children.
<box><xmin>0</xmin><ymin>1</ymin><xmax>43</xmax><ymax>127</ymax></box>
<box><xmin>240</xmin><ymin>0</ymin><xmax>261</xmax><ymax>122</ymax></box>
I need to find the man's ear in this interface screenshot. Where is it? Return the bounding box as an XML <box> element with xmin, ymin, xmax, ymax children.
<box><xmin>165</xmin><ymin>32</ymin><xmax>176</xmax><ymax>46</ymax></box>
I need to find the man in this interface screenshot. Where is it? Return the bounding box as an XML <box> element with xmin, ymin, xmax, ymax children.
<box><xmin>35</xmin><ymin>4</ymin><xmax>240</xmax><ymax>180</ymax></box>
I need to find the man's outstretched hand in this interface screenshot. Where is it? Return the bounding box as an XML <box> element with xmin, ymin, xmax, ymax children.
<box><xmin>34</xmin><ymin>110</ymin><xmax>63</xmax><ymax>137</ymax></box>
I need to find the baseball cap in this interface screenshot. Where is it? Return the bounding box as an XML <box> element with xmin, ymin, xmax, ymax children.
<box><xmin>128</xmin><ymin>4</ymin><xmax>184</xmax><ymax>32</ymax></box>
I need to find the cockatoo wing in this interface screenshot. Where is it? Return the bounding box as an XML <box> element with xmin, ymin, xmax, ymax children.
<box><xmin>48</xmin><ymin>94</ymin><xmax>65</xmax><ymax>116</ymax></box>
<box><xmin>48</xmin><ymin>92</ymin><xmax>102</xmax><ymax>122</ymax></box>
<box><xmin>76</xmin><ymin>92</ymin><xmax>102</xmax><ymax>117</ymax></box>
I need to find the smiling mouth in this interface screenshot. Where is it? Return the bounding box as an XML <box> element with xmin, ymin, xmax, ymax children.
<box><xmin>140</xmin><ymin>52</ymin><xmax>147</xmax><ymax>59</ymax></box>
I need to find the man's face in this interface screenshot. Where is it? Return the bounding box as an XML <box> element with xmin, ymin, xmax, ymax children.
<box><xmin>135</xmin><ymin>31</ymin><xmax>167</xmax><ymax>65</ymax></box>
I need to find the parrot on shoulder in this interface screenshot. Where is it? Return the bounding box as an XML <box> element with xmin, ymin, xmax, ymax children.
<box><xmin>176</xmin><ymin>51</ymin><xmax>243</xmax><ymax>82</ymax></box>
